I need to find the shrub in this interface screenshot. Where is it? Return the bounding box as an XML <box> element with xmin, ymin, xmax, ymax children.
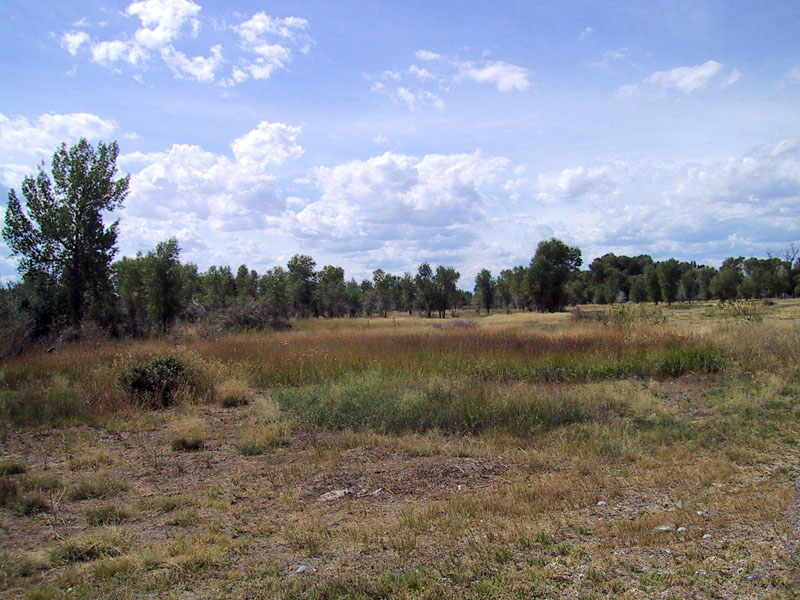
<box><xmin>216</xmin><ymin>300</ymin><xmax>291</xmax><ymax>332</ymax></box>
<box><xmin>119</xmin><ymin>356</ymin><xmax>203</xmax><ymax>408</ymax></box>
<box><xmin>170</xmin><ymin>418</ymin><xmax>206</xmax><ymax>452</ymax></box>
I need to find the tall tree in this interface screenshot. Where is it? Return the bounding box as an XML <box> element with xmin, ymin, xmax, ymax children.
<box><xmin>656</xmin><ymin>259</ymin><xmax>681</xmax><ymax>305</ymax></box>
<box><xmin>145</xmin><ymin>238</ymin><xmax>184</xmax><ymax>333</ymax></box>
<box><xmin>528</xmin><ymin>238</ymin><xmax>582</xmax><ymax>312</ymax></box>
<box><xmin>434</xmin><ymin>266</ymin><xmax>460</xmax><ymax>318</ymax></box>
<box><xmin>287</xmin><ymin>254</ymin><xmax>317</xmax><ymax>317</ymax></box>
<box><xmin>474</xmin><ymin>268</ymin><xmax>496</xmax><ymax>313</ymax></box>
<box><xmin>3</xmin><ymin>139</ymin><xmax>129</xmax><ymax>328</ymax></box>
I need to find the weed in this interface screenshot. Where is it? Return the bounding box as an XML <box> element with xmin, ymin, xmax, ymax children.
<box><xmin>49</xmin><ymin>528</ymin><xmax>133</xmax><ymax>564</ymax></box>
<box><xmin>0</xmin><ymin>460</ymin><xmax>26</xmax><ymax>475</ymax></box>
<box><xmin>85</xmin><ymin>502</ymin><xmax>131</xmax><ymax>526</ymax></box>
<box><xmin>67</xmin><ymin>472</ymin><xmax>129</xmax><ymax>501</ymax></box>
<box><xmin>237</xmin><ymin>423</ymin><xmax>291</xmax><ymax>455</ymax></box>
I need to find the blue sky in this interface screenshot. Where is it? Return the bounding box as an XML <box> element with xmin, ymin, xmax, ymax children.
<box><xmin>1</xmin><ymin>1</ymin><xmax>799</xmax><ymax>283</ymax></box>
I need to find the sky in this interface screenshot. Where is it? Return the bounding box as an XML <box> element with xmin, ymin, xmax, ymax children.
<box><xmin>1</xmin><ymin>0</ymin><xmax>799</xmax><ymax>284</ymax></box>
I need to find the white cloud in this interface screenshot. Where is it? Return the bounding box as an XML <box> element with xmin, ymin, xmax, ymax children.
<box><xmin>644</xmin><ymin>60</ymin><xmax>724</xmax><ymax>93</ymax></box>
<box><xmin>0</xmin><ymin>112</ymin><xmax>115</xmax><ymax>158</ymax></box>
<box><xmin>90</xmin><ymin>39</ymin><xmax>148</xmax><ymax>65</ymax></box>
<box><xmin>290</xmin><ymin>151</ymin><xmax>508</xmax><ymax>260</ymax></box>
<box><xmin>235</xmin><ymin>13</ymin><xmax>308</xmax><ymax>43</ymax></box>
<box><xmin>535</xmin><ymin>166</ymin><xmax>615</xmax><ymax>202</ymax></box>
<box><xmin>229</xmin><ymin>12</ymin><xmax>310</xmax><ymax>84</ymax></box>
<box><xmin>373</xmin><ymin>135</ymin><xmax>390</xmax><ymax>146</ymax></box>
<box><xmin>580</xmin><ymin>27</ymin><xmax>594</xmax><ymax>40</ymax></box>
<box><xmin>595</xmin><ymin>47</ymin><xmax>628</xmax><ymax>68</ymax></box>
<box><xmin>161</xmin><ymin>44</ymin><xmax>223</xmax><ymax>82</ymax></box>
<box><xmin>60</xmin><ymin>4</ymin><xmax>311</xmax><ymax>86</ymax></box>
<box><xmin>720</xmin><ymin>68</ymin><xmax>742</xmax><ymax>89</ymax></box>
<box><xmin>61</xmin><ymin>31</ymin><xmax>90</xmax><ymax>55</ymax></box>
<box><xmin>458</xmin><ymin>60</ymin><xmax>530</xmax><ymax>92</ymax></box>
<box><xmin>395</xmin><ymin>87</ymin><xmax>444</xmax><ymax>111</ymax></box>
<box><xmin>122</xmin><ymin>120</ymin><xmax>303</xmax><ymax>234</ymax></box>
<box><xmin>0</xmin><ymin>112</ymin><xmax>116</xmax><ymax>187</ymax></box>
<box><xmin>408</xmin><ymin>65</ymin><xmax>434</xmax><ymax>80</ymax></box>
<box><xmin>415</xmin><ymin>49</ymin><xmax>442</xmax><ymax>61</ymax></box>
<box><xmin>127</xmin><ymin>0</ymin><xmax>201</xmax><ymax>49</ymax></box>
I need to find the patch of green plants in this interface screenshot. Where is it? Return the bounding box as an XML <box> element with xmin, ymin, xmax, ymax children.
<box><xmin>68</xmin><ymin>473</ymin><xmax>129</xmax><ymax>501</ymax></box>
<box><xmin>0</xmin><ymin>460</ymin><xmax>26</xmax><ymax>475</ymax></box>
<box><xmin>119</xmin><ymin>356</ymin><xmax>206</xmax><ymax>408</ymax></box>
<box><xmin>49</xmin><ymin>528</ymin><xmax>133</xmax><ymax>564</ymax></box>
<box><xmin>704</xmin><ymin>300</ymin><xmax>764</xmax><ymax>323</ymax></box>
<box><xmin>86</xmin><ymin>502</ymin><xmax>132</xmax><ymax>526</ymax></box>
<box><xmin>275</xmin><ymin>373</ymin><xmax>624</xmax><ymax>435</ymax></box>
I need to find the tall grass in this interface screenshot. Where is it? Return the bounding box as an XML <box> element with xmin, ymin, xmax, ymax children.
<box><xmin>275</xmin><ymin>373</ymin><xmax>626</xmax><ymax>435</ymax></box>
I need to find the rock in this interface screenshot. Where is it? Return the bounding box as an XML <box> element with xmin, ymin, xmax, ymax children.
<box><xmin>695</xmin><ymin>569</ymin><xmax>707</xmax><ymax>576</ymax></box>
<box><xmin>319</xmin><ymin>488</ymin><xmax>353</xmax><ymax>501</ymax></box>
<box><xmin>747</xmin><ymin>574</ymin><xmax>758</xmax><ymax>581</ymax></box>
<box><xmin>702</xmin><ymin>533</ymin><xmax>712</xmax><ymax>539</ymax></box>
<box><xmin>296</xmin><ymin>565</ymin><xmax>307</xmax><ymax>574</ymax></box>
<box><xmin>677</xmin><ymin>527</ymin><xmax>687</xmax><ymax>532</ymax></box>
<box><xmin>596</xmin><ymin>501</ymin><xmax>607</xmax><ymax>507</ymax></box>
<box><xmin>655</xmin><ymin>524</ymin><xmax>673</xmax><ymax>532</ymax></box>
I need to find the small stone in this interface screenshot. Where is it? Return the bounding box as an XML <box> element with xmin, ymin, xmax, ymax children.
<box><xmin>319</xmin><ymin>488</ymin><xmax>352</xmax><ymax>502</ymax></box>
<box><xmin>695</xmin><ymin>569</ymin><xmax>707</xmax><ymax>576</ymax></box>
<box><xmin>596</xmin><ymin>501</ymin><xmax>607</xmax><ymax>507</ymax></box>
<box><xmin>655</xmin><ymin>524</ymin><xmax>673</xmax><ymax>532</ymax></box>
<box><xmin>702</xmin><ymin>533</ymin><xmax>712</xmax><ymax>539</ymax></box>
<box><xmin>664</xmin><ymin>549</ymin><xmax>674</xmax><ymax>556</ymax></box>
<box><xmin>677</xmin><ymin>527</ymin><xmax>687</xmax><ymax>532</ymax></box>
<box><xmin>747</xmin><ymin>574</ymin><xmax>758</xmax><ymax>581</ymax></box>
<box><xmin>296</xmin><ymin>565</ymin><xmax>307</xmax><ymax>574</ymax></box>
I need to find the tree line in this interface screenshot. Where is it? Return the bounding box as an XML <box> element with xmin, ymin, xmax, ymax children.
<box><xmin>3</xmin><ymin>139</ymin><xmax>800</xmax><ymax>347</ymax></box>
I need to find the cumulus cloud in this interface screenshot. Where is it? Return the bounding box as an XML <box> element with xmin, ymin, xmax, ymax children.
<box><xmin>127</xmin><ymin>0</ymin><xmax>201</xmax><ymax>49</ymax></box>
<box><xmin>122</xmin><ymin>120</ymin><xmax>303</xmax><ymax>234</ymax></box>
<box><xmin>415</xmin><ymin>50</ymin><xmax>442</xmax><ymax>61</ymax></box>
<box><xmin>227</xmin><ymin>12</ymin><xmax>309</xmax><ymax>84</ymax></box>
<box><xmin>59</xmin><ymin>3</ymin><xmax>311</xmax><ymax>85</ymax></box>
<box><xmin>458</xmin><ymin>60</ymin><xmax>530</xmax><ymax>92</ymax></box>
<box><xmin>504</xmin><ymin>140</ymin><xmax>800</xmax><ymax>262</ymax></box>
<box><xmin>289</xmin><ymin>150</ymin><xmax>508</xmax><ymax>262</ymax></box>
<box><xmin>161</xmin><ymin>44</ymin><xmax>223</xmax><ymax>82</ymax></box>
<box><xmin>61</xmin><ymin>31</ymin><xmax>90</xmax><ymax>55</ymax></box>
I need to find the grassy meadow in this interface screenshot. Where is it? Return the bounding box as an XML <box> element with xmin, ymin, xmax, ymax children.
<box><xmin>2</xmin><ymin>300</ymin><xmax>800</xmax><ymax>598</ymax></box>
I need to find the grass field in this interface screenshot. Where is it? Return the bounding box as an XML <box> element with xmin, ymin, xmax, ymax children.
<box><xmin>2</xmin><ymin>300</ymin><xmax>800</xmax><ymax>598</ymax></box>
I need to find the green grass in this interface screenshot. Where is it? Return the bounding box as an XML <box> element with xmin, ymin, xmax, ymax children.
<box><xmin>275</xmin><ymin>373</ymin><xmax>625</xmax><ymax>435</ymax></box>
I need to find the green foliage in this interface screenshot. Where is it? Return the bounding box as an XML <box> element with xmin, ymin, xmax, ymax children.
<box><xmin>275</xmin><ymin>373</ymin><xmax>622</xmax><ymax>435</ymax></box>
<box><xmin>474</xmin><ymin>268</ymin><xmax>496</xmax><ymax>313</ymax></box>
<box><xmin>656</xmin><ymin>259</ymin><xmax>681</xmax><ymax>305</ymax></box>
<box><xmin>3</xmin><ymin>139</ymin><xmax>129</xmax><ymax>328</ymax></box>
<box><xmin>528</xmin><ymin>238</ymin><xmax>582</xmax><ymax>312</ymax></box>
<box><xmin>118</xmin><ymin>357</ymin><xmax>200</xmax><ymax>408</ymax></box>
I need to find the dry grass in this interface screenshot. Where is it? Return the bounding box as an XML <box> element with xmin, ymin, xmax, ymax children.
<box><xmin>2</xmin><ymin>304</ymin><xmax>800</xmax><ymax>598</ymax></box>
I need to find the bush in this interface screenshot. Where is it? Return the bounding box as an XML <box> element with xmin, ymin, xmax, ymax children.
<box><xmin>216</xmin><ymin>300</ymin><xmax>291</xmax><ymax>332</ymax></box>
<box><xmin>119</xmin><ymin>357</ymin><xmax>203</xmax><ymax>408</ymax></box>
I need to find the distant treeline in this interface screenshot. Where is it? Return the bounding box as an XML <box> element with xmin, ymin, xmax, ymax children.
<box><xmin>3</xmin><ymin>234</ymin><xmax>799</xmax><ymax>346</ymax></box>
<box><xmin>2</xmin><ymin>139</ymin><xmax>800</xmax><ymax>354</ymax></box>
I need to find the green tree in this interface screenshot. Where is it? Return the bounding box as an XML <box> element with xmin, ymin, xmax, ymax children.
<box><xmin>434</xmin><ymin>266</ymin><xmax>460</xmax><ymax>318</ymax></box>
<box><xmin>710</xmin><ymin>265</ymin><xmax>743</xmax><ymax>300</ymax></box>
<box><xmin>287</xmin><ymin>254</ymin><xmax>317</xmax><ymax>317</ymax></box>
<box><xmin>415</xmin><ymin>262</ymin><xmax>436</xmax><ymax>318</ymax></box>
<box><xmin>145</xmin><ymin>238</ymin><xmax>184</xmax><ymax>333</ymax></box>
<box><xmin>643</xmin><ymin>264</ymin><xmax>661</xmax><ymax>304</ymax></box>
<box><xmin>474</xmin><ymin>268</ymin><xmax>496</xmax><ymax>313</ymax></box>
<box><xmin>679</xmin><ymin>269</ymin><xmax>699</xmax><ymax>301</ymax></box>
<box><xmin>3</xmin><ymin>139</ymin><xmax>129</xmax><ymax>328</ymax></box>
<box><xmin>656</xmin><ymin>259</ymin><xmax>681</xmax><ymax>305</ymax></box>
<box><xmin>528</xmin><ymin>238</ymin><xmax>582</xmax><ymax>312</ymax></box>
<box><xmin>113</xmin><ymin>254</ymin><xmax>149</xmax><ymax>336</ymax></box>
<box><xmin>629</xmin><ymin>275</ymin><xmax>648</xmax><ymax>303</ymax></box>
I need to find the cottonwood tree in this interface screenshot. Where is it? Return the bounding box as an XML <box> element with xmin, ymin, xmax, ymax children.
<box><xmin>474</xmin><ymin>268</ymin><xmax>496</xmax><ymax>313</ymax></box>
<box><xmin>3</xmin><ymin>139</ymin><xmax>129</xmax><ymax>329</ymax></box>
<box><xmin>528</xmin><ymin>238</ymin><xmax>582</xmax><ymax>312</ymax></box>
